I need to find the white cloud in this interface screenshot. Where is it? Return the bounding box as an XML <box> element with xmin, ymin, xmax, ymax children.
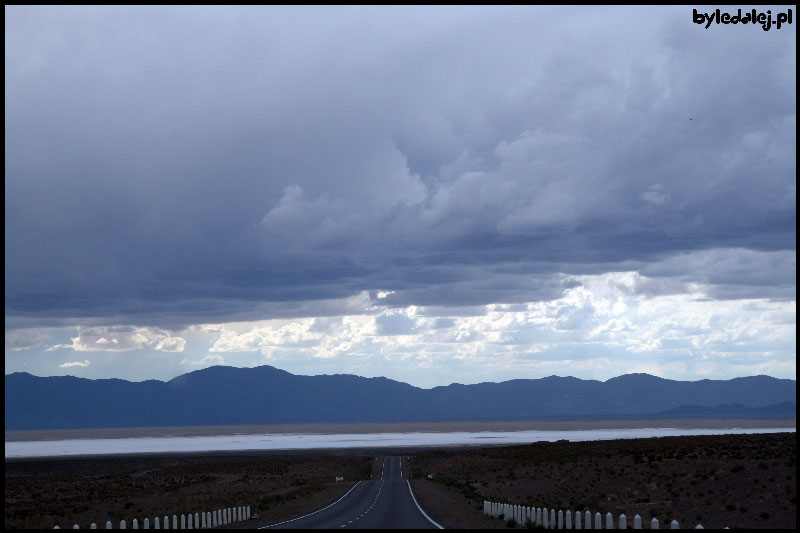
<box><xmin>47</xmin><ymin>326</ymin><xmax>186</xmax><ymax>352</ymax></box>
<box><xmin>60</xmin><ymin>359</ymin><xmax>90</xmax><ymax>368</ymax></box>
<box><xmin>193</xmin><ymin>271</ymin><xmax>794</xmax><ymax>385</ymax></box>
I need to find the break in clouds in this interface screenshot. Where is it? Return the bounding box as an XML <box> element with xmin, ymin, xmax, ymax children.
<box><xmin>4</xmin><ymin>6</ymin><xmax>796</xmax><ymax>385</ymax></box>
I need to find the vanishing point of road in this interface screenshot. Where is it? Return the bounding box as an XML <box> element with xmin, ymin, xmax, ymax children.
<box><xmin>259</xmin><ymin>456</ymin><xmax>443</xmax><ymax>529</ymax></box>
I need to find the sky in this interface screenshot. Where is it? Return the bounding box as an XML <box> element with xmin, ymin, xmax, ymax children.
<box><xmin>5</xmin><ymin>6</ymin><xmax>796</xmax><ymax>388</ymax></box>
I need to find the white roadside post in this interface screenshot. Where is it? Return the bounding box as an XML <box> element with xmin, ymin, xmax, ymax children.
<box><xmin>606</xmin><ymin>512</ymin><xmax>613</xmax><ymax>529</ymax></box>
<box><xmin>585</xmin><ymin>510</ymin><xmax>592</xmax><ymax>529</ymax></box>
<box><xmin>633</xmin><ymin>514</ymin><xmax>642</xmax><ymax>529</ymax></box>
<box><xmin>594</xmin><ymin>512</ymin><xmax>602</xmax><ymax>529</ymax></box>
<box><xmin>670</xmin><ymin>520</ymin><xmax>679</xmax><ymax>529</ymax></box>
<box><xmin>619</xmin><ymin>514</ymin><xmax>627</xmax><ymax>529</ymax></box>
<box><xmin>566</xmin><ymin>510</ymin><xmax>572</xmax><ymax>529</ymax></box>
<box><xmin>558</xmin><ymin>509</ymin><xmax>564</xmax><ymax>529</ymax></box>
<box><xmin>651</xmin><ymin>517</ymin><xmax>660</xmax><ymax>529</ymax></box>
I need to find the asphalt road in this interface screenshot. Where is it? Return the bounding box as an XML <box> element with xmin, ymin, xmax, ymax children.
<box><xmin>259</xmin><ymin>456</ymin><xmax>443</xmax><ymax>529</ymax></box>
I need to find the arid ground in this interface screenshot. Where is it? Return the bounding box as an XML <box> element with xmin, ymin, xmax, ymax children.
<box><xmin>5</xmin><ymin>428</ymin><xmax>795</xmax><ymax>529</ymax></box>
<box><xmin>5</xmin><ymin>451</ymin><xmax>373</xmax><ymax>529</ymax></box>
<box><xmin>407</xmin><ymin>431</ymin><xmax>796</xmax><ymax>529</ymax></box>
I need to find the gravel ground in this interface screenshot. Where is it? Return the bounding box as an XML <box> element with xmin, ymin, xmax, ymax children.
<box><xmin>5</xmin><ymin>452</ymin><xmax>372</xmax><ymax>530</ymax></box>
<box><xmin>406</xmin><ymin>432</ymin><xmax>796</xmax><ymax>529</ymax></box>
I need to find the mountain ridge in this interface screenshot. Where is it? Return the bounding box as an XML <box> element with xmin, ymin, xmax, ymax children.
<box><xmin>4</xmin><ymin>366</ymin><xmax>796</xmax><ymax>430</ymax></box>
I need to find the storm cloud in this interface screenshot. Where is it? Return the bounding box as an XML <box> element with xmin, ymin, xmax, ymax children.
<box><xmin>4</xmin><ymin>6</ymin><xmax>795</xmax><ymax>384</ymax></box>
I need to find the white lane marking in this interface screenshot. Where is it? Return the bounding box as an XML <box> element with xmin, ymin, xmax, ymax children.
<box><xmin>258</xmin><ymin>480</ymin><xmax>363</xmax><ymax>529</ymax></box>
<box><xmin>339</xmin><ymin>478</ymin><xmax>385</xmax><ymax>528</ymax></box>
<box><xmin>406</xmin><ymin>480</ymin><xmax>444</xmax><ymax>529</ymax></box>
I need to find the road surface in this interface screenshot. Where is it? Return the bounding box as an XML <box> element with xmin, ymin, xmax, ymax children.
<box><xmin>259</xmin><ymin>456</ymin><xmax>443</xmax><ymax>529</ymax></box>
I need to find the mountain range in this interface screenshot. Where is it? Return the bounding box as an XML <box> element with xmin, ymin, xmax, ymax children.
<box><xmin>4</xmin><ymin>366</ymin><xmax>796</xmax><ymax>430</ymax></box>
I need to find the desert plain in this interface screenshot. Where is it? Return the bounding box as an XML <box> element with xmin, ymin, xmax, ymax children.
<box><xmin>4</xmin><ymin>421</ymin><xmax>796</xmax><ymax>529</ymax></box>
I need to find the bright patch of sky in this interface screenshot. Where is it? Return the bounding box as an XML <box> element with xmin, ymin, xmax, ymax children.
<box><xmin>7</xmin><ymin>271</ymin><xmax>794</xmax><ymax>388</ymax></box>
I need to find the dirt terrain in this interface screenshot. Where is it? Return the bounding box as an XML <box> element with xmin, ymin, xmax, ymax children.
<box><xmin>5</xmin><ymin>451</ymin><xmax>372</xmax><ymax>529</ymax></box>
<box><xmin>5</xmin><ymin>431</ymin><xmax>796</xmax><ymax>529</ymax></box>
<box><xmin>406</xmin><ymin>432</ymin><xmax>796</xmax><ymax>529</ymax></box>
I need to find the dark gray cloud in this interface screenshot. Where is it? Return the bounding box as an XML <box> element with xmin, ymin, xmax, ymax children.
<box><xmin>5</xmin><ymin>6</ymin><xmax>795</xmax><ymax>328</ymax></box>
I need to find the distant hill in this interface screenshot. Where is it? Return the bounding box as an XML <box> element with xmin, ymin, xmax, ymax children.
<box><xmin>4</xmin><ymin>366</ymin><xmax>796</xmax><ymax>430</ymax></box>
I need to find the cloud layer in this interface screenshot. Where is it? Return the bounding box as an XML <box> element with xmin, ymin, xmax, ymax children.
<box><xmin>4</xmin><ymin>6</ymin><xmax>795</xmax><ymax>384</ymax></box>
